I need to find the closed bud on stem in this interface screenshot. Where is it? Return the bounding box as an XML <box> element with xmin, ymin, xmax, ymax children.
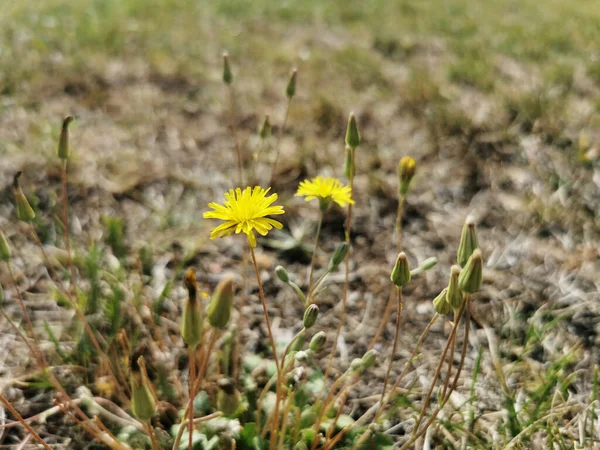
<box><xmin>0</xmin><ymin>230</ymin><xmax>11</xmax><ymax>262</ymax></box>
<box><xmin>457</xmin><ymin>217</ymin><xmax>478</xmax><ymax>267</ymax></box>
<box><xmin>286</xmin><ymin>68</ymin><xmax>297</xmax><ymax>98</ymax></box>
<box><xmin>345</xmin><ymin>113</ymin><xmax>360</xmax><ymax>149</ymax></box>
<box><xmin>309</xmin><ymin>331</ymin><xmax>326</xmax><ymax>353</ymax></box>
<box><xmin>458</xmin><ymin>249</ymin><xmax>483</xmax><ymax>293</ymax></box>
<box><xmin>447</xmin><ymin>265</ymin><xmax>463</xmax><ymax>310</ymax></box>
<box><xmin>130</xmin><ymin>356</ymin><xmax>156</xmax><ymax>421</ymax></box>
<box><xmin>360</xmin><ymin>349</ymin><xmax>378</xmax><ymax>371</ymax></box>
<box><xmin>328</xmin><ymin>242</ymin><xmax>349</xmax><ymax>272</ymax></box>
<box><xmin>222</xmin><ymin>52</ymin><xmax>233</xmax><ymax>85</ymax></box>
<box><xmin>181</xmin><ymin>268</ymin><xmax>202</xmax><ymax>347</ymax></box>
<box><xmin>398</xmin><ymin>156</ymin><xmax>416</xmax><ymax>196</ymax></box>
<box><xmin>57</xmin><ymin>115</ymin><xmax>74</xmax><ymax>161</ymax></box>
<box><xmin>259</xmin><ymin>115</ymin><xmax>271</xmax><ymax>139</ymax></box>
<box><xmin>350</xmin><ymin>358</ymin><xmax>363</xmax><ymax>372</ymax></box>
<box><xmin>303</xmin><ymin>304</ymin><xmax>319</xmax><ymax>329</ymax></box>
<box><xmin>390</xmin><ymin>252</ymin><xmax>411</xmax><ymax>287</ymax></box>
<box><xmin>344</xmin><ymin>145</ymin><xmax>355</xmax><ymax>179</ymax></box>
<box><xmin>0</xmin><ymin>283</ymin><xmax>4</xmax><ymax>305</ymax></box>
<box><xmin>207</xmin><ymin>274</ymin><xmax>235</xmax><ymax>329</ymax></box>
<box><xmin>13</xmin><ymin>173</ymin><xmax>35</xmax><ymax>222</ymax></box>
<box><xmin>217</xmin><ymin>378</ymin><xmax>240</xmax><ymax>415</ymax></box>
<box><xmin>294</xmin><ymin>442</ymin><xmax>309</xmax><ymax>450</ymax></box>
<box><xmin>275</xmin><ymin>265</ymin><xmax>290</xmax><ymax>283</ymax></box>
<box><xmin>433</xmin><ymin>288</ymin><xmax>451</xmax><ymax>315</ymax></box>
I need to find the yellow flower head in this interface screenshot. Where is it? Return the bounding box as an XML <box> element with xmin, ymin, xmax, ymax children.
<box><xmin>295</xmin><ymin>176</ymin><xmax>355</xmax><ymax>209</ymax></box>
<box><xmin>203</xmin><ymin>186</ymin><xmax>285</xmax><ymax>247</ymax></box>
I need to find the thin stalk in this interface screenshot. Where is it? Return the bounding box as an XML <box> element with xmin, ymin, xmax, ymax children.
<box><xmin>368</xmin><ymin>194</ymin><xmax>405</xmax><ymax>350</ymax></box>
<box><xmin>227</xmin><ymin>84</ymin><xmax>244</xmax><ymax>185</ymax></box>
<box><xmin>0</xmin><ymin>394</ymin><xmax>52</xmax><ymax>450</ymax></box>
<box><xmin>441</xmin><ymin>309</ymin><xmax>460</xmax><ymax>401</ymax></box>
<box><xmin>188</xmin><ymin>346</ymin><xmax>196</xmax><ymax>450</ymax></box>
<box><xmin>307</xmin><ymin>211</ymin><xmax>324</xmax><ymax>294</ymax></box>
<box><xmin>234</xmin><ymin>242</ymin><xmax>250</xmax><ymax>382</ymax></box>
<box><xmin>411</xmin><ymin>301</ymin><xmax>467</xmax><ymax>438</ymax></box>
<box><xmin>379</xmin><ymin>288</ymin><xmax>403</xmax><ymax>408</ymax></box>
<box><xmin>171</xmin><ymin>412</ymin><xmax>222</xmax><ymax>450</ymax></box>
<box><xmin>323</xmin><ymin>148</ymin><xmax>355</xmax><ymax>381</ymax></box>
<box><xmin>145</xmin><ymin>421</ymin><xmax>159</xmax><ymax>450</ymax></box>
<box><xmin>277</xmin><ymin>390</ymin><xmax>294</xmax><ymax>450</ymax></box>
<box><xmin>310</xmin><ymin>374</ymin><xmax>345</xmax><ymax>450</ymax></box>
<box><xmin>60</xmin><ymin>161</ymin><xmax>77</xmax><ymax>291</ymax></box>
<box><xmin>196</xmin><ymin>330</ymin><xmax>219</xmax><ymax>390</ymax></box>
<box><xmin>269</xmin><ymin>98</ymin><xmax>291</xmax><ymax>186</ymax></box>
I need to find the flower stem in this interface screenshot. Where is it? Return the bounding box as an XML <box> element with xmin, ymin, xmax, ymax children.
<box><xmin>379</xmin><ymin>288</ymin><xmax>403</xmax><ymax>409</ymax></box>
<box><xmin>307</xmin><ymin>211</ymin><xmax>324</xmax><ymax>294</ymax></box>
<box><xmin>188</xmin><ymin>345</ymin><xmax>196</xmax><ymax>450</ymax></box>
<box><xmin>0</xmin><ymin>395</ymin><xmax>53</xmax><ymax>450</ymax></box>
<box><xmin>61</xmin><ymin>161</ymin><xmax>77</xmax><ymax>292</ymax></box>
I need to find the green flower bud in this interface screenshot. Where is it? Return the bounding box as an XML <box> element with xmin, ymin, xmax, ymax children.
<box><xmin>360</xmin><ymin>349</ymin><xmax>378</xmax><ymax>370</ymax></box>
<box><xmin>447</xmin><ymin>265</ymin><xmax>463</xmax><ymax>310</ymax></box>
<box><xmin>432</xmin><ymin>288</ymin><xmax>451</xmax><ymax>315</ymax></box>
<box><xmin>259</xmin><ymin>115</ymin><xmax>271</xmax><ymax>139</ymax></box>
<box><xmin>0</xmin><ymin>230</ymin><xmax>11</xmax><ymax>262</ymax></box>
<box><xmin>13</xmin><ymin>172</ymin><xmax>35</xmax><ymax>223</ymax></box>
<box><xmin>350</xmin><ymin>358</ymin><xmax>363</xmax><ymax>372</ymax></box>
<box><xmin>457</xmin><ymin>217</ymin><xmax>478</xmax><ymax>268</ymax></box>
<box><xmin>130</xmin><ymin>357</ymin><xmax>156</xmax><ymax>421</ymax></box>
<box><xmin>181</xmin><ymin>268</ymin><xmax>203</xmax><ymax>347</ymax></box>
<box><xmin>398</xmin><ymin>156</ymin><xmax>416</xmax><ymax>196</ymax></box>
<box><xmin>303</xmin><ymin>304</ymin><xmax>319</xmax><ymax>329</ymax></box>
<box><xmin>294</xmin><ymin>441</ymin><xmax>309</xmax><ymax>450</ymax></box>
<box><xmin>207</xmin><ymin>275</ymin><xmax>235</xmax><ymax>329</ymax></box>
<box><xmin>217</xmin><ymin>378</ymin><xmax>240</xmax><ymax>415</ymax></box>
<box><xmin>57</xmin><ymin>115</ymin><xmax>74</xmax><ymax>161</ymax></box>
<box><xmin>309</xmin><ymin>331</ymin><xmax>326</xmax><ymax>353</ymax></box>
<box><xmin>222</xmin><ymin>52</ymin><xmax>233</xmax><ymax>85</ymax></box>
<box><xmin>345</xmin><ymin>113</ymin><xmax>360</xmax><ymax>149</ymax></box>
<box><xmin>458</xmin><ymin>249</ymin><xmax>483</xmax><ymax>294</ymax></box>
<box><xmin>275</xmin><ymin>265</ymin><xmax>290</xmax><ymax>283</ymax></box>
<box><xmin>295</xmin><ymin>350</ymin><xmax>309</xmax><ymax>363</ymax></box>
<box><xmin>328</xmin><ymin>242</ymin><xmax>349</xmax><ymax>272</ymax></box>
<box><xmin>344</xmin><ymin>145</ymin><xmax>355</xmax><ymax>179</ymax></box>
<box><xmin>390</xmin><ymin>252</ymin><xmax>411</xmax><ymax>287</ymax></box>
<box><xmin>286</xmin><ymin>68</ymin><xmax>298</xmax><ymax>98</ymax></box>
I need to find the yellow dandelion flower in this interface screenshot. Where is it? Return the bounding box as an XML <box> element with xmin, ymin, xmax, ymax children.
<box><xmin>295</xmin><ymin>176</ymin><xmax>355</xmax><ymax>209</ymax></box>
<box><xmin>203</xmin><ymin>186</ymin><xmax>285</xmax><ymax>248</ymax></box>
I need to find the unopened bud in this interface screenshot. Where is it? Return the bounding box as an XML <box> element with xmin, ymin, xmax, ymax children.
<box><xmin>275</xmin><ymin>265</ymin><xmax>290</xmax><ymax>283</ymax></box>
<box><xmin>286</xmin><ymin>68</ymin><xmax>297</xmax><ymax>98</ymax></box>
<box><xmin>309</xmin><ymin>331</ymin><xmax>326</xmax><ymax>353</ymax></box>
<box><xmin>130</xmin><ymin>356</ymin><xmax>156</xmax><ymax>421</ymax></box>
<box><xmin>458</xmin><ymin>249</ymin><xmax>483</xmax><ymax>293</ymax></box>
<box><xmin>294</xmin><ymin>441</ymin><xmax>309</xmax><ymax>450</ymax></box>
<box><xmin>398</xmin><ymin>156</ymin><xmax>416</xmax><ymax>196</ymax></box>
<box><xmin>0</xmin><ymin>283</ymin><xmax>4</xmax><ymax>305</ymax></box>
<box><xmin>217</xmin><ymin>378</ymin><xmax>240</xmax><ymax>415</ymax></box>
<box><xmin>390</xmin><ymin>252</ymin><xmax>411</xmax><ymax>287</ymax></box>
<box><xmin>350</xmin><ymin>358</ymin><xmax>363</xmax><ymax>372</ymax></box>
<box><xmin>207</xmin><ymin>275</ymin><xmax>235</xmax><ymax>329</ymax></box>
<box><xmin>0</xmin><ymin>230</ymin><xmax>11</xmax><ymax>262</ymax></box>
<box><xmin>57</xmin><ymin>115</ymin><xmax>74</xmax><ymax>161</ymax></box>
<box><xmin>457</xmin><ymin>217</ymin><xmax>478</xmax><ymax>268</ymax></box>
<box><xmin>295</xmin><ymin>350</ymin><xmax>309</xmax><ymax>363</ymax></box>
<box><xmin>433</xmin><ymin>288</ymin><xmax>451</xmax><ymax>315</ymax></box>
<box><xmin>328</xmin><ymin>242</ymin><xmax>349</xmax><ymax>272</ymax></box>
<box><xmin>447</xmin><ymin>265</ymin><xmax>463</xmax><ymax>310</ymax></box>
<box><xmin>259</xmin><ymin>115</ymin><xmax>271</xmax><ymax>139</ymax></box>
<box><xmin>13</xmin><ymin>173</ymin><xmax>35</xmax><ymax>222</ymax></box>
<box><xmin>360</xmin><ymin>349</ymin><xmax>378</xmax><ymax>370</ymax></box>
<box><xmin>222</xmin><ymin>52</ymin><xmax>233</xmax><ymax>85</ymax></box>
<box><xmin>303</xmin><ymin>304</ymin><xmax>319</xmax><ymax>329</ymax></box>
<box><xmin>345</xmin><ymin>113</ymin><xmax>360</xmax><ymax>149</ymax></box>
<box><xmin>182</xmin><ymin>269</ymin><xmax>202</xmax><ymax>347</ymax></box>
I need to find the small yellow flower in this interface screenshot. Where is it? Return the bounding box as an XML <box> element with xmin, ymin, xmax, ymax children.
<box><xmin>295</xmin><ymin>176</ymin><xmax>355</xmax><ymax>208</ymax></box>
<box><xmin>204</xmin><ymin>186</ymin><xmax>285</xmax><ymax>248</ymax></box>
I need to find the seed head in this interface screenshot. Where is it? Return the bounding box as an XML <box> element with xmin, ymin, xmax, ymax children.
<box><xmin>345</xmin><ymin>113</ymin><xmax>360</xmax><ymax>149</ymax></box>
<box><xmin>303</xmin><ymin>304</ymin><xmax>319</xmax><ymax>329</ymax></box>
<box><xmin>57</xmin><ymin>115</ymin><xmax>74</xmax><ymax>161</ymax></box>
<box><xmin>207</xmin><ymin>275</ymin><xmax>235</xmax><ymax>329</ymax></box>
<box><xmin>130</xmin><ymin>356</ymin><xmax>156</xmax><ymax>421</ymax></box>
<box><xmin>457</xmin><ymin>217</ymin><xmax>478</xmax><ymax>268</ymax></box>
<box><xmin>390</xmin><ymin>252</ymin><xmax>411</xmax><ymax>287</ymax></box>
<box><xmin>13</xmin><ymin>173</ymin><xmax>35</xmax><ymax>222</ymax></box>
<box><xmin>458</xmin><ymin>249</ymin><xmax>483</xmax><ymax>293</ymax></box>
<box><xmin>447</xmin><ymin>265</ymin><xmax>463</xmax><ymax>310</ymax></box>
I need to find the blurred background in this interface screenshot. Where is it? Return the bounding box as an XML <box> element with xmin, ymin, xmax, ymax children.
<box><xmin>1</xmin><ymin>0</ymin><xmax>600</xmax><ymax>447</ymax></box>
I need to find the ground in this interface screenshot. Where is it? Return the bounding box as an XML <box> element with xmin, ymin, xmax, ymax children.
<box><xmin>1</xmin><ymin>0</ymin><xmax>600</xmax><ymax>448</ymax></box>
